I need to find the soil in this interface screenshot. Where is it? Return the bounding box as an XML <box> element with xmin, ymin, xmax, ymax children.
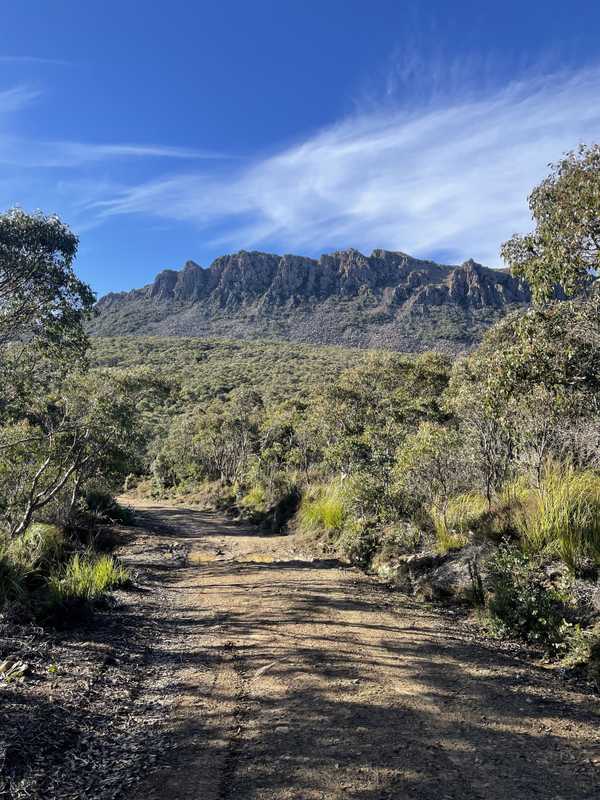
<box><xmin>126</xmin><ymin>499</ymin><xmax>599</xmax><ymax>800</ymax></box>
<box><xmin>2</xmin><ymin>498</ymin><xmax>599</xmax><ymax>799</ymax></box>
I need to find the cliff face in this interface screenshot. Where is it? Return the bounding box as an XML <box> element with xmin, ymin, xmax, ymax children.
<box><xmin>92</xmin><ymin>248</ymin><xmax>531</xmax><ymax>352</ymax></box>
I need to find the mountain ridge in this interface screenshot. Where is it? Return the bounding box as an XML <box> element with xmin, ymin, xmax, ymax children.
<box><xmin>91</xmin><ymin>247</ymin><xmax>531</xmax><ymax>352</ymax></box>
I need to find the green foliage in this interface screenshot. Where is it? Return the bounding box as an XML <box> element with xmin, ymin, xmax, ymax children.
<box><xmin>297</xmin><ymin>482</ymin><xmax>347</xmax><ymax>535</ymax></box>
<box><xmin>0</xmin><ymin>370</ymin><xmax>144</xmax><ymax>536</ymax></box>
<box><xmin>82</xmin><ymin>488</ymin><xmax>135</xmax><ymax>525</ymax></box>
<box><xmin>0</xmin><ymin>208</ymin><xmax>94</xmax><ymax>355</ymax></box>
<box><xmin>239</xmin><ymin>485</ymin><xmax>268</xmax><ymax>513</ymax></box>
<box><xmin>0</xmin><ymin>546</ymin><xmax>27</xmax><ymax>608</ymax></box>
<box><xmin>501</xmin><ymin>144</ymin><xmax>600</xmax><ymax>302</ymax></box>
<box><xmin>487</xmin><ymin>545</ymin><xmax>568</xmax><ymax>650</ymax></box>
<box><xmin>395</xmin><ymin>422</ymin><xmax>470</xmax><ymax>509</ymax></box>
<box><xmin>430</xmin><ymin>492</ymin><xmax>488</xmax><ymax>553</ymax></box>
<box><xmin>92</xmin><ymin>336</ymin><xmax>374</xmax><ymax>409</ymax></box>
<box><xmin>514</xmin><ymin>463</ymin><xmax>600</xmax><ymax>571</ymax></box>
<box><xmin>48</xmin><ymin>552</ymin><xmax>129</xmax><ymax>606</ymax></box>
<box><xmin>8</xmin><ymin>524</ymin><xmax>65</xmax><ymax>572</ymax></box>
<box><xmin>336</xmin><ymin>518</ymin><xmax>380</xmax><ymax>568</ymax></box>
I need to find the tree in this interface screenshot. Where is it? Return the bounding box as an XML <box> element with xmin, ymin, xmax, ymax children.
<box><xmin>0</xmin><ymin>208</ymin><xmax>95</xmax><ymax>353</ymax></box>
<box><xmin>0</xmin><ymin>372</ymin><xmax>142</xmax><ymax>536</ymax></box>
<box><xmin>447</xmin><ymin>298</ymin><xmax>600</xmax><ymax>488</ymax></box>
<box><xmin>317</xmin><ymin>351</ymin><xmax>449</xmax><ymax>475</ymax></box>
<box><xmin>394</xmin><ymin>422</ymin><xmax>472</xmax><ymax>514</ymax></box>
<box><xmin>501</xmin><ymin>144</ymin><xmax>600</xmax><ymax>302</ymax></box>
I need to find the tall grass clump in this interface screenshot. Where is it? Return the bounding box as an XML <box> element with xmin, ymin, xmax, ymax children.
<box><xmin>0</xmin><ymin>545</ymin><xmax>27</xmax><ymax>608</ymax></box>
<box><xmin>8</xmin><ymin>523</ymin><xmax>65</xmax><ymax>572</ymax></box>
<box><xmin>48</xmin><ymin>552</ymin><xmax>130</xmax><ymax>606</ymax></box>
<box><xmin>430</xmin><ymin>492</ymin><xmax>488</xmax><ymax>553</ymax></box>
<box><xmin>515</xmin><ymin>463</ymin><xmax>600</xmax><ymax>571</ymax></box>
<box><xmin>297</xmin><ymin>481</ymin><xmax>347</xmax><ymax>536</ymax></box>
<box><xmin>0</xmin><ymin>524</ymin><xmax>65</xmax><ymax>612</ymax></box>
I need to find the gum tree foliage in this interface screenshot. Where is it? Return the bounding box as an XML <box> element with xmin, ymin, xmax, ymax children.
<box><xmin>316</xmin><ymin>351</ymin><xmax>450</xmax><ymax>475</ymax></box>
<box><xmin>501</xmin><ymin>144</ymin><xmax>600</xmax><ymax>302</ymax></box>
<box><xmin>446</xmin><ymin>295</ymin><xmax>600</xmax><ymax>490</ymax></box>
<box><xmin>155</xmin><ymin>388</ymin><xmax>264</xmax><ymax>486</ymax></box>
<box><xmin>0</xmin><ymin>208</ymin><xmax>94</xmax><ymax>352</ymax></box>
<box><xmin>0</xmin><ymin>372</ymin><xmax>143</xmax><ymax>536</ymax></box>
<box><xmin>394</xmin><ymin>422</ymin><xmax>472</xmax><ymax>513</ymax></box>
<box><xmin>0</xmin><ymin>209</ymin><xmax>146</xmax><ymax>537</ymax></box>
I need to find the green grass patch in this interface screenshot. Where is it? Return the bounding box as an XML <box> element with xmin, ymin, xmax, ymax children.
<box><xmin>297</xmin><ymin>481</ymin><xmax>347</xmax><ymax>536</ymax></box>
<box><xmin>48</xmin><ymin>552</ymin><xmax>130</xmax><ymax>606</ymax></box>
<box><xmin>430</xmin><ymin>492</ymin><xmax>488</xmax><ymax>553</ymax></box>
<box><xmin>514</xmin><ymin>463</ymin><xmax>600</xmax><ymax>571</ymax></box>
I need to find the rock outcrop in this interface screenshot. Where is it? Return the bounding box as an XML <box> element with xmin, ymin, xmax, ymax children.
<box><xmin>91</xmin><ymin>247</ymin><xmax>531</xmax><ymax>352</ymax></box>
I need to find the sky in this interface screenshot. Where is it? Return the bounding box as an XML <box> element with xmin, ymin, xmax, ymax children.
<box><xmin>2</xmin><ymin>1</ymin><xmax>600</xmax><ymax>297</ymax></box>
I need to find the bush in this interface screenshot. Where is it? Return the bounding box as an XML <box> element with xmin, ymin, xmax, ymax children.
<box><xmin>8</xmin><ymin>523</ymin><xmax>65</xmax><ymax>572</ymax></box>
<box><xmin>239</xmin><ymin>485</ymin><xmax>268</xmax><ymax>514</ymax></box>
<box><xmin>487</xmin><ymin>544</ymin><xmax>568</xmax><ymax>651</ymax></box>
<box><xmin>377</xmin><ymin>521</ymin><xmax>424</xmax><ymax>559</ymax></box>
<box><xmin>83</xmin><ymin>488</ymin><xmax>135</xmax><ymax>525</ymax></box>
<box><xmin>0</xmin><ymin>547</ymin><xmax>27</xmax><ymax>609</ymax></box>
<box><xmin>48</xmin><ymin>552</ymin><xmax>130</xmax><ymax>607</ymax></box>
<box><xmin>514</xmin><ymin>463</ymin><xmax>600</xmax><ymax>571</ymax></box>
<box><xmin>336</xmin><ymin>518</ymin><xmax>380</xmax><ymax>567</ymax></box>
<box><xmin>430</xmin><ymin>492</ymin><xmax>488</xmax><ymax>553</ymax></box>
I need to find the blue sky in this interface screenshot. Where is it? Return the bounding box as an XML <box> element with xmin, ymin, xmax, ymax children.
<box><xmin>3</xmin><ymin>1</ymin><xmax>600</xmax><ymax>297</ymax></box>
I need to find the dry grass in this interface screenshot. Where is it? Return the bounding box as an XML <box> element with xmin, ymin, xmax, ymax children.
<box><xmin>430</xmin><ymin>492</ymin><xmax>488</xmax><ymax>553</ymax></box>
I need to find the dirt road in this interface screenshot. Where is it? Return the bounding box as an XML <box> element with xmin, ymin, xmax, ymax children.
<box><xmin>121</xmin><ymin>499</ymin><xmax>599</xmax><ymax>800</ymax></box>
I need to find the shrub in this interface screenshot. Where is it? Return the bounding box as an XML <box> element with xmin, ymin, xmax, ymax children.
<box><xmin>0</xmin><ymin>547</ymin><xmax>27</xmax><ymax>608</ymax></box>
<box><xmin>487</xmin><ymin>544</ymin><xmax>568</xmax><ymax>651</ymax></box>
<box><xmin>377</xmin><ymin>521</ymin><xmax>424</xmax><ymax>559</ymax></box>
<box><xmin>239</xmin><ymin>485</ymin><xmax>268</xmax><ymax>514</ymax></box>
<box><xmin>297</xmin><ymin>482</ymin><xmax>347</xmax><ymax>535</ymax></box>
<box><xmin>430</xmin><ymin>492</ymin><xmax>488</xmax><ymax>553</ymax></box>
<box><xmin>83</xmin><ymin>488</ymin><xmax>135</xmax><ymax>525</ymax></box>
<box><xmin>337</xmin><ymin>518</ymin><xmax>380</xmax><ymax>567</ymax></box>
<box><xmin>8</xmin><ymin>523</ymin><xmax>65</xmax><ymax>572</ymax></box>
<box><xmin>48</xmin><ymin>552</ymin><xmax>130</xmax><ymax>607</ymax></box>
<box><xmin>514</xmin><ymin>463</ymin><xmax>600</xmax><ymax>571</ymax></box>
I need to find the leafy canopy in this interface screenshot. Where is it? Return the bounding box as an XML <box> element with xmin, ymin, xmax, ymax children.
<box><xmin>0</xmin><ymin>208</ymin><xmax>95</xmax><ymax>354</ymax></box>
<box><xmin>501</xmin><ymin>144</ymin><xmax>600</xmax><ymax>302</ymax></box>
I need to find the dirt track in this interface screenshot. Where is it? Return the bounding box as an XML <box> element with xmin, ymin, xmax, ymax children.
<box><xmin>121</xmin><ymin>499</ymin><xmax>599</xmax><ymax>800</ymax></box>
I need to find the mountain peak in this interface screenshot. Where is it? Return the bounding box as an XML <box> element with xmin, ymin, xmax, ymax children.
<box><xmin>92</xmin><ymin>247</ymin><xmax>531</xmax><ymax>352</ymax></box>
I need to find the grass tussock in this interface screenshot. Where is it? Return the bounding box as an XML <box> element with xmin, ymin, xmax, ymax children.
<box><xmin>8</xmin><ymin>523</ymin><xmax>65</xmax><ymax>571</ymax></box>
<box><xmin>514</xmin><ymin>463</ymin><xmax>600</xmax><ymax>571</ymax></box>
<box><xmin>297</xmin><ymin>482</ymin><xmax>347</xmax><ymax>536</ymax></box>
<box><xmin>430</xmin><ymin>492</ymin><xmax>488</xmax><ymax>553</ymax></box>
<box><xmin>239</xmin><ymin>485</ymin><xmax>268</xmax><ymax>514</ymax></box>
<box><xmin>48</xmin><ymin>552</ymin><xmax>130</xmax><ymax>605</ymax></box>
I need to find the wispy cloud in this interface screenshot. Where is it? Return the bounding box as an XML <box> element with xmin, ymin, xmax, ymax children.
<box><xmin>93</xmin><ymin>65</ymin><xmax>600</xmax><ymax>266</ymax></box>
<box><xmin>0</xmin><ymin>85</ymin><xmax>41</xmax><ymax>114</ymax></box>
<box><xmin>0</xmin><ymin>84</ymin><xmax>228</xmax><ymax>168</ymax></box>
<box><xmin>0</xmin><ymin>55</ymin><xmax>69</xmax><ymax>66</ymax></box>
<box><xmin>0</xmin><ymin>138</ymin><xmax>229</xmax><ymax>168</ymax></box>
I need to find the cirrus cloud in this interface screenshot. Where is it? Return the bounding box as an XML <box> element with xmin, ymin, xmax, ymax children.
<box><xmin>93</xmin><ymin>65</ymin><xmax>600</xmax><ymax>266</ymax></box>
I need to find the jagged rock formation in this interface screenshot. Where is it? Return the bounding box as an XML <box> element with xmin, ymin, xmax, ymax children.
<box><xmin>91</xmin><ymin>248</ymin><xmax>531</xmax><ymax>352</ymax></box>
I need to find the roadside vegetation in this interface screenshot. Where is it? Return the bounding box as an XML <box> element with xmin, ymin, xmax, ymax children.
<box><xmin>117</xmin><ymin>146</ymin><xmax>600</xmax><ymax>682</ymax></box>
<box><xmin>0</xmin><ymin>209</ymin><xmax>157</xmax><ymax>623</ymax></box>
<box><xmin>2</xmin><ymin>145</ymin><xmax>599</xmax><ymax>685</ymax></box>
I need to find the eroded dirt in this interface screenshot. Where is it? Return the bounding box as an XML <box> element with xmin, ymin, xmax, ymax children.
<box><xmin>121</xmin><ymin>499</ymin><xmax>599</xmax><ymax>800</ymax></box>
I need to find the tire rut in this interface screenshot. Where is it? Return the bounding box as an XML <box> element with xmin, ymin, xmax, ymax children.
<box><xmin>122</xmin><ymin>498</ymin><xmax>600</xmax><ymax>800</ymax></box>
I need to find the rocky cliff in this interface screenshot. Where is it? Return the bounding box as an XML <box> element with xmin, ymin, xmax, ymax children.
<box><xmin>91</xmin><ymin>248</ymin><xmax>531</xmax><ymax>352</ymax></box>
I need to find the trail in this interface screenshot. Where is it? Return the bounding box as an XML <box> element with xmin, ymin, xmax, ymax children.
<box><xmin>121</xmin><ymin>498</ymin><xmax>599</xmax><ymax>800</ymax></box>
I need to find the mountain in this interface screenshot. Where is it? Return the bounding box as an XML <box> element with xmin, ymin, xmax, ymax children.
<box><xmin>90</xmin><ymin>248</ymin><xmax>531</xmax><ymax>352</ymax></box>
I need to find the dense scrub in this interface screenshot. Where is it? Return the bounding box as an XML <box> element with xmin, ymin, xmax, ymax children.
<box><xmin>117</xmin><ymin>146</ymin><xmax>600</xmax><ymax>680</ymax></box>
<box><xmin>121</xmin><ymin>301</ymin><xmax>599</xmax><ymax>678</ymax></box>
<box><xmin>0</xmin><ymin>210</ymin><xmax>155</xmax><ymax>623</ymax></box>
